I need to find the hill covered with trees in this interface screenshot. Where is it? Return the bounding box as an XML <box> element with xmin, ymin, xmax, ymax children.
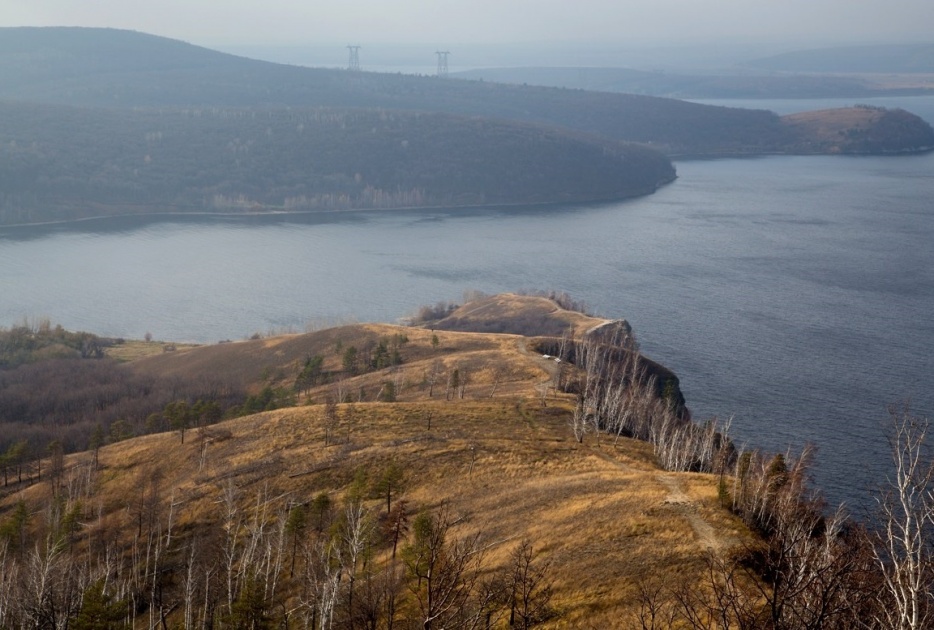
<box><xmin>4</xmin><ymin>28</ymin><xmax>931</xmax><ymax>158</ymax></box>
<box><xmin>0</xmin><ymin>101</ymin><xmax>675</xmax><ymax>225</ymax></box>
<box><xmin>0</xmin><ymin>27</ymin><xmax>791</xmax><ymax>155</ymax></box>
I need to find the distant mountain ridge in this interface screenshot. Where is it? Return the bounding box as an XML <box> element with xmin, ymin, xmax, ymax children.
<box><xmin>452</xmin><ymin>66</ymin><xmax>934</xmax><ymax>99</ymax></box>
<box><xmin>3</xmin><ymin>28</ymin><xmax>931</xmax><ymax>157</ymax></box>
<box><xmin>0</xmin><ymin>28</ymin><xmax>932</xmax><ymax>225</ymax></box>
<box><xmin>746</xmin><ymin>44</ymin><xmax>934</xmax><ymax>74</ymax></box>
<box><xmin>0</xmin><ymin>27</ymin><xmax>804</xmax><ymax>155</ymax></box>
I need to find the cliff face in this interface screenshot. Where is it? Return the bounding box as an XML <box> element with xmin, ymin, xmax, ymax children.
<box><xmin>781</xmin><ymin>106</ymin><xmax>934</xmax><ymax>154</ymax></box>
<box><xmin>424</xmin><ymin>295</ymin><xmax>690</xmax><ymax>418</ymax></box>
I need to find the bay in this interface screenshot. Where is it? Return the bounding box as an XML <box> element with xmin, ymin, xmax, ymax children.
<box><xmin>2</xmin><ymin>95</ymin><xmax>933</xmax><ymax>509</ymax></box>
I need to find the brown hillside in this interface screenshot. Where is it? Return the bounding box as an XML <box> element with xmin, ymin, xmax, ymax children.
<box><xmin>0</xmin><ymin>294</ymin><xmax>755</xmax><ymax>627</ymax></box>
<box><xmin>425</xmin><ymin>293</ymin><xmax>608</xmax><ymax>338</ymax></box>
<box><xmin>3</xmin><ymin>396</ymin><xmax>751</xmax><ymax>626</ymax></box>
<box><xmin>781</xmin><ymin>105</ymin><xmax>934</xmax><ymax>153</ymax></box>
<box><xmin>128</xmin><ymin>323</ymin><xmax>549</xmax><ymax>401</ymax></box>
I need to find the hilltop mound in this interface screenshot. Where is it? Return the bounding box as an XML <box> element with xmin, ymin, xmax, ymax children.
<box><xmin>419</xmin><ymin>293</ymin><xmax>606</xmax><ymax>337</ymax></box>
<box><xmin>781</xmin><ymin>106</ymin><xmax>934</xmax><ymax>154</ymax></box>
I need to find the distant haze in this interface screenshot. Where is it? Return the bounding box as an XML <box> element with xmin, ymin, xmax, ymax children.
<box><xmin>2</xmin><ymin>0</ymin><xmax>932</xmax><ymax>53</ymax></box>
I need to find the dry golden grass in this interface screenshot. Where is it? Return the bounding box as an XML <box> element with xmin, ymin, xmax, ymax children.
<box><xmin>104</xmin><ymin>339</ymin><xmax>200</xmax><ymax>362</ymax></box>
<box><xmin>430</xmin><ymin>292</ymin><xmax>609</xmax><ymax>338</ymax></box>
<box><xmin>3</xmin><ymin>296</ymin><xmax>757</xmax><ymax>625</ymax></box>
<box><xmin>781</xmin><ymin>106</ymin><xmax>884</xmax><ymax>150</ymax></box>
<box><xmin>126</xmin><ymin>320</ymin><xmax>560</xmax><ymax>403</ymax></box>
<box><xmin>6</xmin><ymin>393</ymin><xmax>756</xmax><ymax>626</ymax></box>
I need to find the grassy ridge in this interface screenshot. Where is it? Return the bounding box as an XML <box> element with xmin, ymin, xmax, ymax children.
<box><xmin>0</xmin><ymin>294</ymin><xmax>753</xmax><ymax>626</ymax></box>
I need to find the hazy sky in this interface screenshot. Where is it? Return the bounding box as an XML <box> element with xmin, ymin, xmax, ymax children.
<box><xmin>3</xmin><ymin>0</ymin><xmax>932</xmax><ymax>48</ymax></box>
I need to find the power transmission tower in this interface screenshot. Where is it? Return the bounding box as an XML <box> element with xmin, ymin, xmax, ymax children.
<box><xmin>347</xmin><ymin>45</ymin><xmax>361</xmax><ymax>71</ymax></box>
<box><xmin>435</xmin><ymin>51</ymin><xmax>450</xmax><ymax>77</ymax></box>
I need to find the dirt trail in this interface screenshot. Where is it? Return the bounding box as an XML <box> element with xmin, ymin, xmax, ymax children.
<box><xmin>657</xmin><ymin>473</ymin><xmax>737</xmax><ymax>552</ymax></box>
<box><xmin>518</xmin><ymin>339</ymin><xmax>560</xmax><ymax>381</ymax></box>
<box><xmin>592</xmin><ymin>449</ymin><xmax>737</xmax><ymax>553</ymax></box>
<box><xmin>520</xmin><ymin>338</ymin><xmax>737</xmax><ymax>553</ymax></box>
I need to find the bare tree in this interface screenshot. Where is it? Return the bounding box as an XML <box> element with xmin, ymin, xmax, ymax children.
<box><xmin>671</xmin><ymin>552</ymin><xmax>763</xmax><ymax>630</ymax></box>
<box><xmin>632</xmin><ymin>577</ymin><xmax>677</xmax><ymax>630</ymax></box>
<box><xmin>446</xmin><ymin>368</ymin><xmax>460</xmax><ymax>402</ymax></box>
<box><xmin>506</xmin><ymin>540</ymin><xmax>553</xmax><ymax>629</ymax></box>
<box><xmin>535</xmin><ymin>379</ymin><xmax>549</xmax><ymax>408</ymax></box>
<box><xmin>458</xmin><ymin>369</ymin><xmax>469</xmax><ymax>399</ymax></box>
<box><xmin>323</xmin><ymin>395</ymin><xmax>339</xmax><ymax>447</ymax></box>
<box><xmin>340</xmin><ymin>499</ymin><xmax>374</xmax><ymax>627</ymax></box>
<box><xmin>404</xmin><ymin>504</ymin><xmax>484</xmax><ymax>630</ymax></box>
<box><xmin>425</xmin><ymin>361</ymin><xmax>443</xmax><ymax>399</ymax></box>
<box><xmin>871</xmin><ymin>405</ymin><xmax>934</xmax><ymax>630</ymax></box>
<box><xmin>569</xmin><ymin>395</ymin><xmax>588</xmax><ymax>444</ymax></box>
<box><xmin>488</xmin><ymin>366</ymin><xmax>507</xmax><ymax>398</ymax></box>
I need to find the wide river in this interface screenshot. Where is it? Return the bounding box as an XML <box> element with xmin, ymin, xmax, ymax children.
<box><xmin>2</xmin><ymin>95</ymin><xmax>933</xmax><ymax>510</ymax></box>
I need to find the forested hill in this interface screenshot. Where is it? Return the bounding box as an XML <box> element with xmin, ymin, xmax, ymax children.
<box><xmin>4</xmin><ymin>28</ymin><xmax>932</xmax><ymax>158</ymax></box>
<box><xmin>0</xmin><ymin>101</ymin><xmax>676</xmax><ymax>226</ymax></box>
<box><xmin>0</xmin><ymin>27</ymin><xmax>815</xmax><ymax>156</ymax></box>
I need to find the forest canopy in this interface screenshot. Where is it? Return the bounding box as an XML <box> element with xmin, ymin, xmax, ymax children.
<box><xmin>0</xmin><ymin>102</ymin><xmax>675</xmax><ymax>225</ymax></box>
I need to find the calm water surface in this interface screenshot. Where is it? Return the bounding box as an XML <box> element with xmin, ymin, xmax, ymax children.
<box><xmin>2</xmin><ymin>96</ymin><xmax>933</xmax><ymax>509</ymax></box>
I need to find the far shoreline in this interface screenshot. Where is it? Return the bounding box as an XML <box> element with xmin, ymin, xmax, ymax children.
<box><xmin>0</xmin><ymin>176</ymin><xmax>678</xmax><ymax>232</ymax></box>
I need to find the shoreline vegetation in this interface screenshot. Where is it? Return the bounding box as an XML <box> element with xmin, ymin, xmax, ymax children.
<box><xmin>0</xmin><ymin>179</ymin><xmax>677</xmax><ymax>231</ymax></box>
<box><xmin>1</xmin><ymin>292</ymin><xmax>932</xmax><ymax>627</ymax></box>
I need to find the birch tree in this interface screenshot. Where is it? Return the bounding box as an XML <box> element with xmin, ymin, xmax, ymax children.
<box><xmin>871</xmin><ymin>405</ymin><xmax>934</xmax><ymax>630</ymax></box>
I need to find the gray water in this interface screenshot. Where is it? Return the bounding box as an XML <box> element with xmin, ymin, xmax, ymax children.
<box><xmin>2</xmin><ymin>95</ymin><xmax>933</xmax><ymax>510</ymax></box>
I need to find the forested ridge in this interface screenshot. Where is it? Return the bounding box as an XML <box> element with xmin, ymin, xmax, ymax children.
<box><xmin>0</xmin><ymin>27</ymin><xmax>792</xmax><ymax>155</ymax></box>
<box><xmin>5</xmin><ymin>28</ymin><xmax>931</xmax><ymax>158</ymax></box>
<box><xmin>0</xmin><ymin>101</ymin><xmax>675</xmax><ymax>225</ymax></box>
